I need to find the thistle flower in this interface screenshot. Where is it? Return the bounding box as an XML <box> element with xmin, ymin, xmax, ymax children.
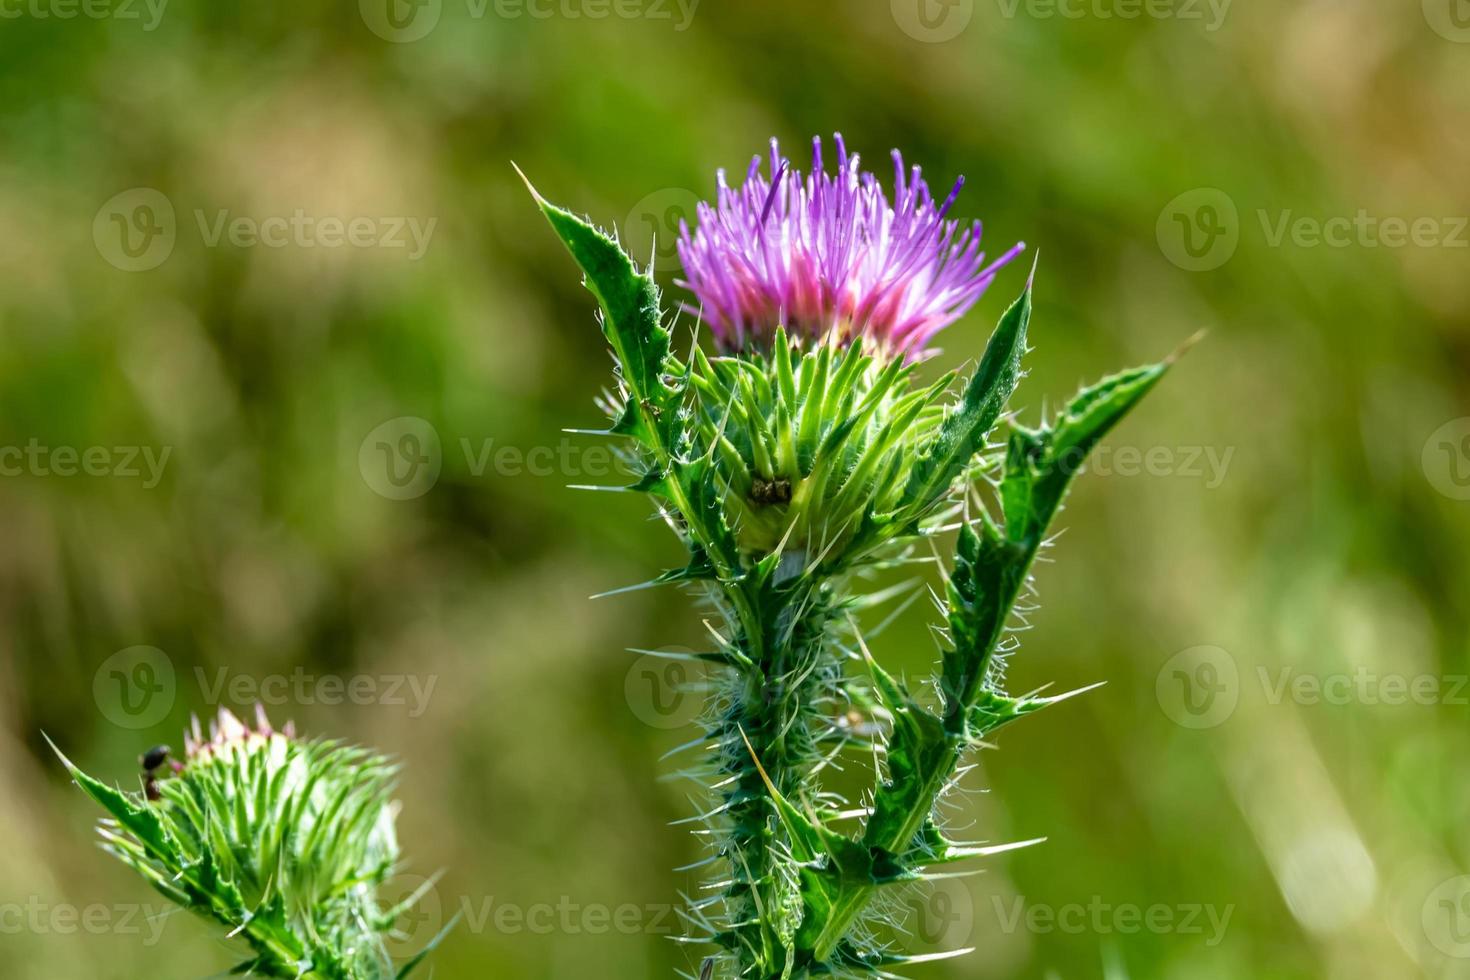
<box><xmin>527</xmin><ymin>148</ymin><xmax>1173</xmax><ymax>979</ymax></box>
<box><xmin>676</xmin><ymin>135</ymin><xmax>1025</xmax><ymax>358</ymax></box>
<box><xmin>181</xmin><ymin>702</ymin><xmax>296</xmax><ymax>762</ymax></box>
<box><xmin>51</xmin><ymin>706</ymin><xmax>449</xmax><ymax>980</ymax></box>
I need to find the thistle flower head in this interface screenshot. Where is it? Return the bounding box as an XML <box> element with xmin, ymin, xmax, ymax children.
<box><xmin>182</xmin><ymin>703</ymin><xmax>295</xmax><ymax>763</ymax></box>
<box><xmin>677</xmin><ymin>135</ymin><xmax>1024</xmax><ymax>358</ymax></box>
<box><xmin>52</xmin><ymin>706</ymin><xmax>445</xmax><ymax>980</ymax></box>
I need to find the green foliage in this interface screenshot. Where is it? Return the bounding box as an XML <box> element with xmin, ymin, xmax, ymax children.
<box><xmin>519</xmin><ymin>165</ymin><xmax>678</xmax><ymax>447</ymax></box>
<box><xmin>897</xmin><ymin>277</ymin><xmax>1032</xmax><ymax>530</ymax></box>
<box><xmin>531</xmin><ymin>186</ymin><xmax>1169</xmax><ymax>978</ymax></box>
<box><xmin>687</xmin><ymin>338</ymin><xmax>952</xmax><ymax>559</ymax></box>
<box><xmin>50</xmin><ymin>709</ymin><xmax>450</xmax><ymax>980</ymax></box>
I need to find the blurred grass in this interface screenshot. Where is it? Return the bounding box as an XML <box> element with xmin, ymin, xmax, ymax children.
<box><xmin>1</xmin><ymin>1</ymin><xmax>1468</xmax><ymax>978</ymax></box>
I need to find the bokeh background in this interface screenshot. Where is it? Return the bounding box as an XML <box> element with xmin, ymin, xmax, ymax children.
<box><xmin>2</xmin><ymin>1</ymin><xmax>1468</xmax><ymax>977</ymax></box>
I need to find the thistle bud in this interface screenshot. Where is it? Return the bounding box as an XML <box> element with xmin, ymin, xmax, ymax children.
<box><xmin>51</xmin><ymin>707</ymin><xmax>445</xmax><ymax>980</ymax></box>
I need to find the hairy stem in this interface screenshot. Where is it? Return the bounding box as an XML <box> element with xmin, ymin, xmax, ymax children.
<box><xmin>712</xmin><ymin>568</ymin><xmax>839</xmax><ymax>978</ymax></box>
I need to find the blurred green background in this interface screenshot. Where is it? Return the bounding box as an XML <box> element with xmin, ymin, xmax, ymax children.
<box><xmin>2</xmin><ymin>1</ymin><xmax>1469</xmax><ymax>977</ymax></box>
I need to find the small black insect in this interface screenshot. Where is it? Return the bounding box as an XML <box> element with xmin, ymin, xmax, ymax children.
<box><xmin>140</xmin><ymin>745</ymin><xmax>172</xmax><ymax>801</ymax></box>
<box><xmin>748</xmin><ymin>477</ymin><xmax>792</xmax><ymax>507</ymax></box>
<box><xmin>141</xmin><ymin>745</ymin><xmax>171</xmax><ymax>772</ymax></box>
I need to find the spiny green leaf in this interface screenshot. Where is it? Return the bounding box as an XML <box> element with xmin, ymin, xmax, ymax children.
<box><xmin>48</xmin><ymin>736</ymin><xmax>172</xmax><ymax>859</ymax></box>
<box><xmin>899</xmin><ymin>278</ymin><xmax>1032</xmax><ymax>521</ymax></box>
<box><xmin>519</xmin><ymin>166</ymin><xmax>676</xmax><ymax>424</ymax></box>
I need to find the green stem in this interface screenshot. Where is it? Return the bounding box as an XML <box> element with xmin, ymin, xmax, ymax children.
<box><xmin>713</xmin><ymin>573</ymin><xmax>838</xmax><ymax>979</ymax></box>
<box><xmin>806</xmin><ymin>739</ymin><xmax>963</xmax><ymax>964</ymax></box>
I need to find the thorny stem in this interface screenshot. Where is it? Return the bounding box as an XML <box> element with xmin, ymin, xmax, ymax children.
<box><xmin>712</xmin><ymin>567</ymin><xmax>840</xmax><ymax>978</ymax></box>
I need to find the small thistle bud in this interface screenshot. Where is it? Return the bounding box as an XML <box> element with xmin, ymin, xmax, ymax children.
<box><xmin>51</xmin><ymin>706</ymin><xmax>450</xmax><ymax>980</ymax></box>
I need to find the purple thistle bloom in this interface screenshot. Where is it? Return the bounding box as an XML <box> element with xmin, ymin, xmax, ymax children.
<box><xmin>676</xmin><ymin>135</ymin><xmax>1025</xmax><ymax>359</ymax></box>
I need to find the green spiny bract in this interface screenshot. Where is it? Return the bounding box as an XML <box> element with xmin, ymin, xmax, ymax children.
<box><xmin>50</xmin><ymin>707</ymin><xmax>449</xmax><ymax>980</ymax></box>
<box><xmin>525</xmin><ymin>171</ymin><xmax>1169</xmax><ymax>978</ymax></box>
<box><xmin>688</xmin><ymin>338</ymin><xmax>954</xmax><ymax>560</ymax></box>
